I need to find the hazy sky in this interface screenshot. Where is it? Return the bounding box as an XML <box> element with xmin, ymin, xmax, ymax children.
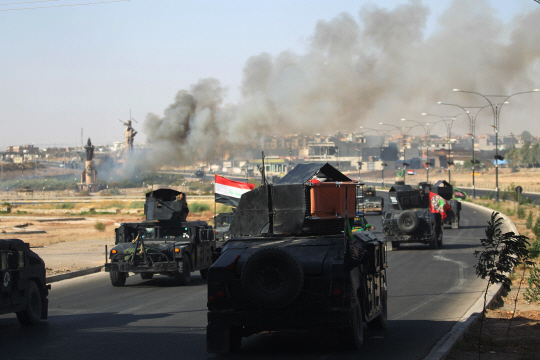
<box><xmin>1</xmin><ymin>0</ymin><xmax>538</xmax><ymax>150</ymax></box>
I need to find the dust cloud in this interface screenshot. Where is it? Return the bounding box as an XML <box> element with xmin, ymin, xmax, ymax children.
<box><xmin>142</xmin><ymin>0</ymin><xmax>540</xmax><ymax>165</ymax></box>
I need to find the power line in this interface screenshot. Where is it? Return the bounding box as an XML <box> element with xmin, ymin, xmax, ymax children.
<box><xmin>0</xmin><ymin>0</ymin><xmax>131</xmax><ymax>11</ymax></box>
<box><xmin>0</xmin><ymin>0</ymin><xmax>60</xmax><ymax>6</ymax></box>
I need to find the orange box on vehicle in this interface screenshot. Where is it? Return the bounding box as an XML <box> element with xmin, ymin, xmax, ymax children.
<box><xmin>310</xmin><ymin>182</ymin><xmax>356</xmax><ymax>218</ymax></box>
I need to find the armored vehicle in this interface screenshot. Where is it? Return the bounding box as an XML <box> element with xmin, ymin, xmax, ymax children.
<box><xmin>382</xmin><ymin>184</ymin><xmax>443</xmax><ymax>249</ymax></box>
<box><xmin>214</xmin><ymin>212</ymin><xmax>233</xmax><ymax>241</ymax></box>
<box><xmin>432</xmin><ymin>180</ymin><xmax>461</xmax><ymax>229</ymax></box>
<box><xmin>194</xmin><ymin>168</ymin><xmax>205</xmax><ymax>178</ymax></box>
<box><xmin>105</xmin><ymin>189</ymin><xmax>216</xmax><ymax>286</ymax></box>
<box><xmin>207</xmin><ymin>163</ymin><xmax>387</xmax><ymax>353</ymax></box>
<box><xmin>357</xmin><ymin>194</ymin><xmax>384</xmax><ymax>215</ymax></box>
<box><xmin>0</xmin><ymin>239</ymin><xmax>50</xmax><ymax>325</ymax></box>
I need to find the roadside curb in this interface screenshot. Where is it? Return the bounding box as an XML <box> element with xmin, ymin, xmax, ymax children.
<box><xmin>46</xmin><ymin>266</ymin><xmax>104</xmax><ymax>284</ymax></box>
<box><xmin>424</xmin><ymin>201</ymin><xmax>518</xmax><ymax>360</ymax></box>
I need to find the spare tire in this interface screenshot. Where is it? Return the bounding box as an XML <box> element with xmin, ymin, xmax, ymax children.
<box><xmin>241</xmin><ymin>248</ymin><xmax>304</xmax><ymax>309</ymax></box>
<box><xmin>397</xmin><ymin>211</ymin><xmax>420</xmax><ymax>233</ymax></box>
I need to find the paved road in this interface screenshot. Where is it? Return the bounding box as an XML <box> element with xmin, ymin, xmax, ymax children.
<box><xmin>0</xmin><ymin>200</ymin><xmax>498</xmax><ymax>360</ymax></box>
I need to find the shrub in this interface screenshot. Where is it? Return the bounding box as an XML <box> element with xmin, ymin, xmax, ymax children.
<box><xmin>529</xmin><ymin>240</ymin><xmax>540</xmax><ymax>259</ymax></box>
<box><xmin>129</xmin><ymin>201</ymin><xmax>144</xmax><ymax>209</ymax></box>
<box><xmin>526</xmin><ymin>211</ymin><xmax>533</xmax><ymax>229</ymax></box>
<box><xmin>55</xmin><ymin>203</ymin><xmax>75</xmax><ymax>209</ymax></box>
<box><xmin>517</xmin><ymin>206</ymin><xmax>526</xmax><ymax>219</ymax></box>
<box><xmin>534</xmin><ymin>217</ymin><xmax>540</xmax><ymax>238</ymax></box>
<box><xmin>94</xmin><ymin>222</ymin><xmax>106</xmax><ymax>232</ymax></box>
<box><xmin>524</xmin><ymin>265</ymin><xmax>540</xmax><ymax>303</ymax></box>
<box><xmin>488</xmin><ymin>192</ymin><xmax>493</xmax><ymax>200</ymax></box>
<box><xmin>502</xmin><ymin>192</ymin><xmax>508</xmax><ymax>201</ymax></box>
<box><xmin>190</xmin><ymin>202</ymin><xmax>210</xmax><ymax>213</ymax></box>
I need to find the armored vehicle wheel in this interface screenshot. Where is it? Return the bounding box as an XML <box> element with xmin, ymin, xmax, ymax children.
<box><xmin>229</xmin><ymin>326</ymin><xmax>242</xmax><ymax>352</ymax></box>
<box><xmin>200</xmin><ymin>267</ymin><xmax>210</xmax><ymax>280</ymax></box>
<box><xmin>367</xmin><ymin>280</ymin><xmax>387</xmax><ymax>330</ymax></box>
<box><xmin>174</xmin><ymin>256</ymin><xmax>191</xmax><ymax>285</ymax></box>
<box><xmin>241</xmin><ymin>248</ymin><xmax>304</xmax><ymax>309</ymax></box>
<box><xmin>391</xmin><ymin>241</ymin><xmax>400</xmax><ymax>249</ymax></box>
<box><xmin>110</xmin><ymin>271</ymin><xmax>127</xmax><ymax>287</ymax></box>
<box><xmin>16</xmin><ymin>280</ymin><xmax>42</xmax><ymax>325</ymax></box>
<box><xmin>339</xmin><ymin>299</ymin><xmax>364</xmax><ymax>349</ymax></box>
<box><xmin>429</xmin><ymin>232</ymin><xmax>439</xmax><ymax>249</ymax></box>
<box><xmin>397</xmin><ymin>211</ymin><xmax>420</xmax><ymax>233</ymax></box>
<box><xmin>140</xmin><ymin>273</ymin><xmax>154</xmax><ymax>280</ymax></box>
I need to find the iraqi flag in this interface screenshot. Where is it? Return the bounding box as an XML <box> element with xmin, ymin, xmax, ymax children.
<box><xmin>214</xmin><ymin>174</ymin><xmax>255</xmax><ymax>208</ymax></box>
<box><xmin>429</xmin><ymin>191</ymin><xmax>451</xmax><ymax>220</ymax></box>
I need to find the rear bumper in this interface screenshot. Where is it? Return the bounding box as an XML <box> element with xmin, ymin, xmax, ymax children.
<box><xmin>105</xmin><ymin>262</ymin><xmax>177</xmax><ymax>273</ymax></box>
<box><xmin>385</xmin><ymin>234</ymin><xmax>433</xmax><ymax>243</ymax></box>
<box><xmin>208</xmin><ymin>308</ymin><xmax>352</xmax><ymax>329</ymax></box>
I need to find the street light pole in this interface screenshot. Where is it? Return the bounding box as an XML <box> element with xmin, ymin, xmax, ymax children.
<box><xmin>421</xmin><ymin>113</ymin><xmax>465</xmax><ymax>184</ymax></box>
<box><xmin>401</xmin><ymin>119</ymin><xmax>432</xmax><ymax>182</ymax></box>
<box><xmin>452</xmin><ymin>88</ymin><xmax>539</xmax><ymax>202</ymax></box>
<box><xmin>437</xmin><ymin>102</ymin><xmax>495</xmax><ymax>198</ymax></box>
<box><xmin>379</xmin><ymin>123</ymin><xmax>424</xmax><ymax>185</ymax></box>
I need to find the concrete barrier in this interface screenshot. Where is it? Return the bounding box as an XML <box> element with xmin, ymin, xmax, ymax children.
<box><xmin>46</xmin><ymin>266</ymin><xmax>104</xmax><ymax>283</ymax></box>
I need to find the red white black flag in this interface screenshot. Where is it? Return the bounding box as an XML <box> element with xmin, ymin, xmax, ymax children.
<box><xmin>214</xmin><ymin>174</ymin><xmax>255</xmax><ymax>208</ymax></box>
<box><xmin>429</xmin><ymin>191</ymin><xmax>451</xmax><ymax>219</ymax></box>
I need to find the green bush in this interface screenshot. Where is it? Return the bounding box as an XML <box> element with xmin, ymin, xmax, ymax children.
<box><xmin>526</xmin><ymin>211</ymin><xmax>533</xmax><ymax>230</ymax></box>
<box><xmin>534</xmin><ymin>217</ymin><xmax>540</xmax><ymax>238</ymax></box>
<box><xmin>94</xmin><ymin>222</ymin><xmax>106</xmax><ymax>232</ymax></box>
<box><xmin>190</xmin><ymin>202</ymin><xmax>210</xmax><ymax>213</ymax></box>
<box><xmin>524</xmin><ymin>265</ymin><xmax>540</xmax><ymax>303</ymax></box>
<box><xmin>517</xmin><ymin>206</ymin><xmax>526</xmax><ymax>219</ymax></box>
<box><xmin>488</xmin><ymin>192</ymin><xmax>493</xmax><ymax>200</ymax></box>
<box><xmin>129</xmin><ymin>201</ymin><xmax>144</xmax><ymax>209</ymax></box>
<box><xmin>55</xmin><ymin>203</ymin><xmax>75</xmax><ymax>209</ymax></box>
<box><xmin>100</xmin><ymin>188</ymin><xmax>121</xmax><ymax>196</ymax></box>
<box><xmin>529</xmin><ymin>240</ymin><xmax>540</xmax><ymax>259</ymax></box>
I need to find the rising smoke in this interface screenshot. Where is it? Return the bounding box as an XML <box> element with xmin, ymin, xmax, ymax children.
<box><xmin>142</xmin><ymin>0</ymin><xmax>540</xmax><ymax>166</ymax></box>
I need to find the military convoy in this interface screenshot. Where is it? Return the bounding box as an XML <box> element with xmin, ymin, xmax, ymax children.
<box><xmin>0</xmin><ymin>239</ymin><xmax>50</xmax><ymax>325</ymax></box>
<box><xmin>105</xmin><ymin>188</ymin><xmax>217</xmax><ymax>286</ymax></box>
<box><xmin>206</xmin><ymin>163</ymin><xmax>387</xmax><ymax>353</ymax></box>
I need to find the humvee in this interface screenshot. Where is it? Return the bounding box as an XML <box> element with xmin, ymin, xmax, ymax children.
<box><xmin>0</xmin><ymin>239</ymin><xmax>50</xmax><ymax>325</ymax></box>
<box><xmin>105</xmin><ymin>189</ymin><xmax>217</xmax><ymax>286</ymax></box>
<box><xmin>431</xmin><ymin>180</ymin><xmax>461</xmax><ymax>229</ymax></box>
<box><xmin>382</xmin><ymin>184</ymin><xmax>443</xmax><ymax>249</ymax></box>
<box><xmin>206</xmin><ymin>163</ymin><xmax>387</xmax><ymax>353</ymax></box>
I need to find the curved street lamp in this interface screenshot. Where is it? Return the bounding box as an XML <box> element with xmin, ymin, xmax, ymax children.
<box><xmin>421</xmin><ymin>113</ymin><xmax>466</xmax><ymax>184</ymax></box>
<box><xmin>452</xmin><ymin>88</ymin><xmax>539</xmax><ymax>201</ymax></box>
<box><xmin>401</xmin><ymin>119</ymin><xmax>433</xmax><ymax>182</ymax></box>
<box><xmin>437</xmin><ymin>102</ymin><xmax>497</xmax><ymax>198</ymax></box>
<box><xmin>379</xmin><ymin>123</ymin><xmax>425</xmax><ymax>185</ymax></box>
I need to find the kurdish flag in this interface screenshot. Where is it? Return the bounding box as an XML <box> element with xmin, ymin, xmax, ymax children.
<box><xmin>214</xmin><ymin>174</ymin><xmax>255</xmax><ymax>208</ymax></box>
<box><xmin>429</xmin><ymin>191</ymin><xmax>451</xmax><ymax>219</ymax></box>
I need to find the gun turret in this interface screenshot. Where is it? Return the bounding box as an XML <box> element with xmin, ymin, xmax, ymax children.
<box><xmin>144</xmin><ymin>188</ymin><xmax>189</xmax><ymax>222</ymax></box>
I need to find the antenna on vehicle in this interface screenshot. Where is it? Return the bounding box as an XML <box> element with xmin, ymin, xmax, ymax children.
<box><xmin>261</xmin><ymin>151</ymin><xmax>267</xmax><ymax>185</ymax></box>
